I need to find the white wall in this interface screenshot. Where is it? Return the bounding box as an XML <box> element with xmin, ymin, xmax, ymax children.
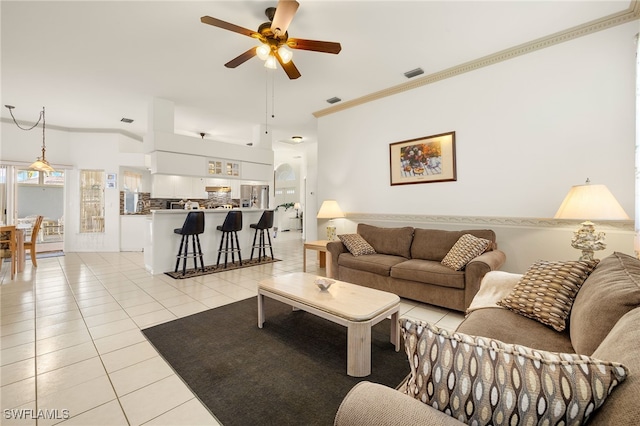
<box><xmin>316</xmin><ymin>22</ymin><xmax>637</xmax><ymax>272</ymax></box>
<box><xmin>1</xmin><ymin>123</ymin><xmax>139</xmax><ymax>252</ymax></box>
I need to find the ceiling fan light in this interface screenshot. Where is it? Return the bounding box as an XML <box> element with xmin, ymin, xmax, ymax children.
<box><xmin>264</xmin><ymin>55</ymin><xmax>277</xmax><ymax>69</ymax></box>
<box><xmin>278</xmin><ymin>45</ymin><xmax>293</xmax><ymax>64</ymax></box>
<box><xmin>256</xmin><ymin>44</ymin><xmax>271</xmax><ymax>61</ymax></box>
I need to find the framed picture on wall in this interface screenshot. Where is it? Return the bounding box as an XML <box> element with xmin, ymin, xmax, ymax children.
<box><xmin>389</xmin><ymin>131</ymin><xmax>457</xmax><ymax>186</ymax></box>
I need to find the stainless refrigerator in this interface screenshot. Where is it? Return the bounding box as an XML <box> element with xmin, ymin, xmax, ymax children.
<box><xmin>240</xmin><ymin>185</ymin><xmax>269</xmax><ymax>209</ymax></box>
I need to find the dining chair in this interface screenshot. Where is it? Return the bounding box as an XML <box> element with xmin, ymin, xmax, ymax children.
<box><xmin>0</xmin><ymin>226</ymin><xmax>17</xmax><ymax>279</ymax></box>
<box><xmin>25</xmin><ymin>215</ymin><xmax>44</xmax><ymax>267</ymax></box>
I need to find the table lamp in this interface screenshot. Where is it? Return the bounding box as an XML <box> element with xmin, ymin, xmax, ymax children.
<box><xmin>317</xmin><ymin>200</ymin><xmax>345</xmax><ymax>241</ymax></box>
<box><xmin>294</xmin><ymin>202</ymin><xmax>301</xmax><ymax>218</ymax></box>
<box><xmin>554</xmin><ymin>179</ymin><xmax>629</xmax><ymax>261</ymax></box>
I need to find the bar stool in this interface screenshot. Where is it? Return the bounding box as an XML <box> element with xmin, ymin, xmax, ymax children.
<box><xmin>174</xmin><ymin>211</ymin><xmax>205</xmax><ymax>275</ymax></box>
<box><xmin>250</xmin><ymin>210</ymin><xmax>274</xmax><ymax>262</ymax></box>
<box><xmin>216</xmin><ymin>210</ymin><xmax>243</xmax><ymax>268</ymax></box>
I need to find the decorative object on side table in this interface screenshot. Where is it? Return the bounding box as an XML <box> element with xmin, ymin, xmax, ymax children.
<box><xmin>554</xmin><ymin>178</ymin><xmax>629</xmax><ymax>261</ymax></box>
<box><xmin>389</xmin><ymin>131</ymin><xmax>456</xmax><ymax>186</ymax></box>
<box><xmin>317</xmin><ymin>200</ymin><xmax>345</xmax><ymax>241</ymax></box>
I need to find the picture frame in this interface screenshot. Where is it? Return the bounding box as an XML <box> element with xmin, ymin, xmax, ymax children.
<box><xmin>106</xmin><ymin>173</ymin><xmax>116</xmax><ymax>181</ymax></box>
<box><xmin>106</xmin><ymin>181</ymin><xmax>116</xmax><ymax>189</ymax></box>
<box><xmin>389</xmin><ymin>131</ymin><xmax>456</xmax><ymax>186</ymax></box>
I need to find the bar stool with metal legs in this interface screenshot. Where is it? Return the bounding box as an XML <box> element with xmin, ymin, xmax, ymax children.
<box><xmin>216</xmin><ymin>210</ymin><xmax>243</xmax><ymax>268</ymax></box>
<box><xmin>174</xmin><ymin>211</ymin><xmax>205</xmax><ymax>275</ymax></box>
<box><xmin>249</xmin><ymin>210</ymin><xmax>274</xmax><ymax>262</ymax></box>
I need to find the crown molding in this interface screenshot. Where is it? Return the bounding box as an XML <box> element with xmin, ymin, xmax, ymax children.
<box><xmin>314</xmin><ymin>1</ymin><xmax>640</xmax><ymax>119</ymax></box>
<box><xmin>345</xmin><ymin>212</ymin><xmax>634</xmax><ymax>231</ymax></box>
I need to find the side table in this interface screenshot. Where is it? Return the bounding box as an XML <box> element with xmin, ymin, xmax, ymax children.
<box><xmin>303</xmin><ymin>240</ymin><xmax>333</xmax><ymax>277</ymax></box>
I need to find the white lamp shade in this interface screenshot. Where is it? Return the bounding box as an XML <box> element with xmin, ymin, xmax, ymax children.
<box><xmin>317</xmin><ymin>200</ymin><xmax>345</xmax><ymax>219</ymax></box>
<box><xmin>554</xmin><ymin>183</ymin><xmax>629</xmax><ymax>220</ymax></box>
<box><xmin>264</xmin><ymin>55</ymin><xmax>277</xmax><ymax>69</ymax></box>
<box><xmin>293</xmin><ymin>202</ymin><xmax>301</xmax><ymax>210</ymax></box>
<box><xmin>256</xmin><ymin>44</ymin><xmax>270</xmax><ymax>60</ymax></box>
<box><xmin>278</xmin><ymin>45</ymin><xmax>293</xmax><ymax>64</ymax></box>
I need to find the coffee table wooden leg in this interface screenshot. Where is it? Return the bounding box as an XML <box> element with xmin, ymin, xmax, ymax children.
<box><xmin>390</xmin><ymin>309</ymin><xmax>400</xmax><ymax>351</ymax></box>
<box><xmin>347</xmin><ymin>321</ymin><xmax>371</xmax><ymax>377</ymax></box>
<box><xmin>257</xmin><ymin>292</ymin><xmax>265</xmax><ymax>328</ymax></box>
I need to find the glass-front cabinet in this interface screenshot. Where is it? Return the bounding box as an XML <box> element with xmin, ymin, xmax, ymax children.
<box><xmin>208</xmin><ymin>159</ymin><xmax>240</xmax><ymax>178</ymax></box>
<box><xmin>80</xmin><ymin>170</ymin><xmax>105</xmax><ymax>233</ymax></box>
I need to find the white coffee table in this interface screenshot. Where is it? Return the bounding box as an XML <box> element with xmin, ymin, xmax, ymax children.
<box><xmin>258</xmin><ymin>272</ymin><xmax>400</xmax><ymax>377</ymax></box>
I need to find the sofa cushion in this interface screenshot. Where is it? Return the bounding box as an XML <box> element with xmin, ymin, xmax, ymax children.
<box><xmin>497</xmin><ymin>259</ymin><xmax>598</xmax><ymax>332</ymax></box>
<box><xmin>338</xmin><ymin>233</ymin><xmax>376</xmax><ymax>256</ymax></box>
<box><xmin>411</xmin><ymin>229</ymin><xmax>496</xmax><ymax>261</ymax></box>
<box><xmin>589</xmin><ymin>307</ymin><xmax>640</xmax><ymax>424</ymax></box>
<box><xmin>571</xmin><ymin>252</ymin><xmax>640</xmax><ymax>355</ymax></box>
<box><xmin>400</xmin><ymin>318</ymin><xmax>628</xmax><ymax>426</ymax></box>
<box><xmin>441</xmin><ymin>234</ymin><xmax>490</xmax><ymax>271</ymax></box>
<box><xmin>357</xmin><ymin>224</ymin><xmax>414</xmax><ymax>258</ymax></box>
<box><xmin>338</xmin><ymin>253</ymin><xmax>407</xmax><ymax>277</ymax></box>
<box><xmin>457</xmin><ymin>308</ymin><xmax>575</xmax><ymax>354</ymax></box>
<box><xmin>391</xmin><ymin>259</ymin><xmax>465</xmax><ymax>289</ymax></box>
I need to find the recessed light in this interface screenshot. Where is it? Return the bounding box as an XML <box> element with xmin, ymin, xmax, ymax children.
<box><xmin>326</xmin><ymin>97</ymin><xmax>341</xmax><ymax>104</ymax></box>
<box><xmin>120</xmin><ymin>118</ymin><xmax>134</xmax><ymax>123</ymax></box>
<box><xmin>291</xmin><ymin>136</ymin><xmax>303</xmax><ymax>143</ymax></box>
<box><xmin>404</xmin><ymin>68</ymin><xmax>424</xmax><ymax>79</ymax></box>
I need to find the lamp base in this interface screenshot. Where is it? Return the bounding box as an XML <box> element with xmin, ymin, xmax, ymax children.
<box><xmin>571</xmin><ymin>220</ymin><xmax>606</xmax><ymax>262</ymax></box>
<box><xmin>326</xmin><ymin>225</ymin><xmax>337</xmax><ymax>241</ymax></box>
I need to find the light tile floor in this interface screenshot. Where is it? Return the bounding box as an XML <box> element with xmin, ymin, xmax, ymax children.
<box><xmin>1</xmin><ymin>232</ymin><xmax>465</xmax><ymax>425</ymax></box>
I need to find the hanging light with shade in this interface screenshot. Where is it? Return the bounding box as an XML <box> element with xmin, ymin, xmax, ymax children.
<box><xmin>5</xmin><ymin>105</ymin><xmax>55</xmax><ymax>173</ymax></box>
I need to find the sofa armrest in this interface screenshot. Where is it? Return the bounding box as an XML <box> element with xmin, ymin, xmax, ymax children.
<box><xmin>463</xmin><ymin>249</ymin><xmax>506</xmax><ymax>310</ymax></box>
<box><xmin>334</xmin><ymin>381</ymin><xmax>463</xmax><ymax>426</ymax></box>
<box><xmin>326</xmin><ymin>241</ymin><xmax>347</xmax><ymax>279</ymax></box>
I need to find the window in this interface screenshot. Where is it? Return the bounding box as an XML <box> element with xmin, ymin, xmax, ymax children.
<box><xmin>80</xmin><ymin>170</ymin><xmax>105</xmax><ymax>233</ymax></box>
<box><xmin>17</xmin><ymin>170</ymin><xmax>64</xmax><ymax>185</ymax></box>
<box><xmin>123</xmin><ymin>171</ymin><xmax>142</xmax><ymax>214</ymax></box>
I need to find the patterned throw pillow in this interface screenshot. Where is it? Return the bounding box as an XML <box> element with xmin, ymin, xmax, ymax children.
<box><xmin>497</xmin><ymin>259</ymin><xmax>598</xmax><ymax>332</ymax></box>
<box><xmin>338</xmin><ymin>234</ymin><xmax>376</xmax><ymax>256</ymax></box>
<box><xmin>441</xmin><ymin>234</ymin><xmax>490</xmax><ymax>271</ymax></box>
<box><xmin>400</xmin><ymin>319</ymin><xmax>627</xmax><ymax>426</ymax></box>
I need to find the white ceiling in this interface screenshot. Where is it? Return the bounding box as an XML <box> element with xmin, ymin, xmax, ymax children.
<box><xmin>1</xmin><ymin>1</ymin><xmax>631</xmax><ymax>163</ymax></box>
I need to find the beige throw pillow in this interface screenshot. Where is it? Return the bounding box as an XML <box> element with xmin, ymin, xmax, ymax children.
<box><xmin>400</xmin><ymin>318</ymin><xmax>627</xmax><ymax>426</ymax></box>
<box><xmin>338</xmin><ymin>234</ymin><xmax>376</xmax><ymax>256</ymax></box>
<box><xmin>498</xmin><ymin>259</ymin><xmax>598</xmax><ymax>332</ymax></box>
<box><xmin>441</xmin><ymin>233</ymin><xmax>490</xmax><ymax>271</ymax></box>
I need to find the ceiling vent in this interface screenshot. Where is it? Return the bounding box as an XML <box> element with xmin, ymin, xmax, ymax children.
<box><xmin>326</xmin><ymin>96</ymin><xmax>341</xmax><ymax>104</ymax></box>
<box><xmin>404</xmin><ymin>68</ymin><xmax>424</xmax><ymax>79</ymax></box>
<box><xmin>120</xmin><ymin>117</ymin><xmax>134</xmax><ymax>123</ymax></box>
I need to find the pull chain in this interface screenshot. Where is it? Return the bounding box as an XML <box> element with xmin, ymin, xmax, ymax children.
<box><xmin>265</xmin><ymin>69</ymin><xmax>269</xmax><ymax>134</ymax></box>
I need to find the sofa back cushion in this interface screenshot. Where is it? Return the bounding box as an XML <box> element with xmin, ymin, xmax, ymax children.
<box><xmin>357</xmin><ymin>224</ymin><xmax>414</xmax><ymax>258</ymax></box>
<box><xmin>570</xmin><ymin>252</ymin><xmax>640</xmax><ymax>355</ymax></box>
<box><xmin>589</xmin><ymin>307</ymin><xmax>640</xmax><ymax>424</ymax></box>
<box><xmin>411</xmin><ymin>229</ymin><xmax>496</xmax><ymax>261</ymax></box>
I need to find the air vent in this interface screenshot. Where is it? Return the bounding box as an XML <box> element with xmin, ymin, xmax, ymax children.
<box><xmin>120</xmin><ymin>117</ymin><xmax>134</xmax><ymax>123</ymax></box>
<box><xmin>326</xmin><ymin>97</ymin><xmax>342</xmax><ymax>104</ymax></box>
<box><xmin>404</xmin><ymin>68</ymin><xmax>424</xmax><ymax>79</ymax></box>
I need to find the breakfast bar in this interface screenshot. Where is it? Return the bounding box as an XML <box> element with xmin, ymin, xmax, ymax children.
<box><xmin>144</xmin><ymin>208</ymin><xmax>266</xmax><ymax>274</ymax></box>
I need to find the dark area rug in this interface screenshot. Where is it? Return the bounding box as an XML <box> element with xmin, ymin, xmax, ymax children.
<box><xmin>142</xmin><ymin>297</ymin><xmax>409</xmax><ymax>426</ymax></box>
<box><xmin>164</xmin><ymin>257</ymin><xmax>280</xmax><ymax>279</ymax></box>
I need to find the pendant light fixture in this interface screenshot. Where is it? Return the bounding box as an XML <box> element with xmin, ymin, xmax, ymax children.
<box><xmin>5</xmin><ymin>105</ymin><xmax>55</xmax><ymax>173</ymax></box>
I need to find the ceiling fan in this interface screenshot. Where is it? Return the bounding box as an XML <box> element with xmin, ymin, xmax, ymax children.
<box><xmin>200</xmin><ymin>0</ymin><xmax>341</xmax><ymax>80</ymax></box>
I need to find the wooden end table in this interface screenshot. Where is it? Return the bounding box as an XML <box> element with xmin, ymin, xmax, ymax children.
<box><xmin>303</xmin><ymin>239</ymin><xmax>333</xmax><ymax>277</ymax></box>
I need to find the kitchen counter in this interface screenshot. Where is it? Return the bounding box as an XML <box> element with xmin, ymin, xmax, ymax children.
<box><xmin>144</xmin><ymin>208</ymin><xmax>267</xmax><ymax>274</ymax></box>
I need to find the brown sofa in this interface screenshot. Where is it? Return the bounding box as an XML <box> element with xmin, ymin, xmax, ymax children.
<box><xmin>334</xmin><ymin>252</ymin><xmax>640</xmax><ymax>425</ymax></box>
<box><xmin>326</xmin><ymin>224</ymin><xmax>506</xmax><ymax>312</ymax></box>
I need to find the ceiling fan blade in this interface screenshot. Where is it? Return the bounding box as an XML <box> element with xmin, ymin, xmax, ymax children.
<box><xmin>270</xmin><ymin>0</ymin><xmax>299</xmax><ymax>36</ymax></box>
<box><xmin>224</xmin><ymin>47</ymin><xmax>257</xmax><ymax>68</ymax></box>
<box><xmin>200</xmin><ymin>16</ymin><xmax>257</xmax><ymax>38</ymax></box>
<box><xmin>287</xmin><ymin>38</ymin><xmax>342</xmax><ymax>54</ymax></box>
<box><xmin>275</xmin><ymin>53</ymin><xmax>301</xmax><ymax>80</ymax></box>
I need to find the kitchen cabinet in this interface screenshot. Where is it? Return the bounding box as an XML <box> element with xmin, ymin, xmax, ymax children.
<box><xmin>208</xmin><ymin>159</ymin><xmax>241</xmax><ymax>178</ymax></box>
<box><xmin>152</xmin><ymin>175</ymin><xmax>207</xmax><ymax>199</ymax></box>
